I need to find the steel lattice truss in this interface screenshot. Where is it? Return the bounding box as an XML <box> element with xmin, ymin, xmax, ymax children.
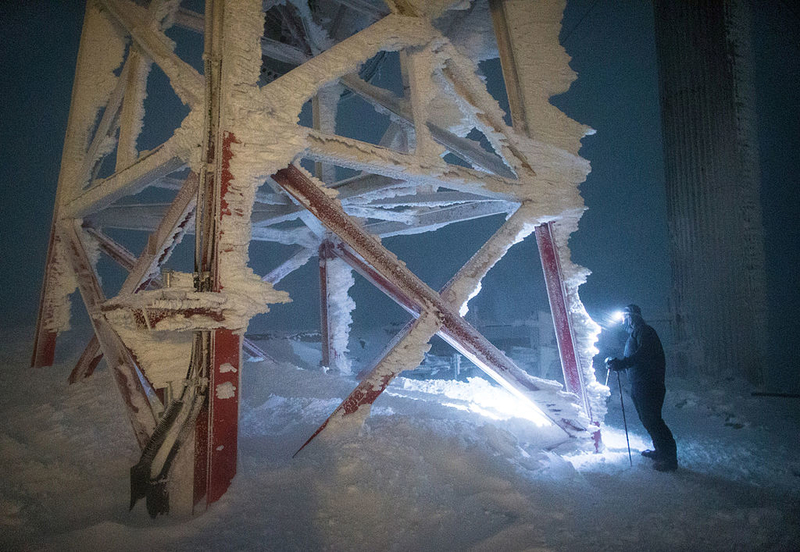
<box><xmin>32</xmin><ymin>0</ymin><xmax>606</xmax><ymax>516</ymax></box>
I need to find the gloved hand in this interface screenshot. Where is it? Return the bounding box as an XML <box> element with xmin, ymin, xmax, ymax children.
<box><xmin>606</xmin><ymin>357</ymin><xmax>624</xmax><ymax>372</ymax></box>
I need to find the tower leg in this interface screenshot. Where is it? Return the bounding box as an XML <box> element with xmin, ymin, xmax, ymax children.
<box><xmin>536</xmin><ymin>221</ymin><xmax>601</xmax><ymax>449</ymax></box>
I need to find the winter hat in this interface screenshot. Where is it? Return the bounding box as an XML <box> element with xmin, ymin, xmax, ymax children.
<box><xmin>622</xmin><ymin>304</ymin><xmax>642</xmax><ymax>316</ymax></box>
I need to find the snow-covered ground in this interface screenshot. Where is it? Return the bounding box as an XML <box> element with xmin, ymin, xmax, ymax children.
<box><xmin>2</xmin><ymin>328</ymin><xmax>799</xmax><ymax>551</ymax></box>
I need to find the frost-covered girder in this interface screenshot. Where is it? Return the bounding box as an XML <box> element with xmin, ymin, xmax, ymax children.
<box><xmin>33</xmin><ymin>0</ymin><xmax>605</xmax><ymax>513</ymax></box>
<box><xmin>273</xmin><ymin>165</ymin><xmax>587</xmax><ymax>442</ymax></box>
<box><xmin>59</xmin><ymin>219</ymin><xmax>161</xmax><ymax>449</ymax></box>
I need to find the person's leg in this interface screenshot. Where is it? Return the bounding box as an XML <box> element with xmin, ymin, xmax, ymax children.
<box><xmin>637</xmin><ymin>386</ymin><xmax>676</xmax><ymax>464</ymax></box>
<box><xmin>631</xmin><ymin>385</ymin><xmax>657</xmax><ymax>454</ymax></box>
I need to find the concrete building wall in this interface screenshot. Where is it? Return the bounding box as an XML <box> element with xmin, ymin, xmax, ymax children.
<box><xmin>653</xmin><ymin>0</ymin><xmax>767</xmax><ymax>384</ymax></box>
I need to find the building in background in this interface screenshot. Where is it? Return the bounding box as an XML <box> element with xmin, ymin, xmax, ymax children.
<box><xmin>654</xmin><ymin>0</ymin><xmax>767</xmax><ymax>384</ymax></box>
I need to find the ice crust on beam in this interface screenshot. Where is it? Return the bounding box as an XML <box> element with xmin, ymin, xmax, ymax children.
<box><xmin>99</xmin><ymin>0</ymin><xmax>204</xmax><ymax>109</ymax></box>
<box><xmin>42</xmin><ymin>3</ymin><xmax>129</xmax><ymax>334</ymax></box>
<box><xmin>437</xmin><ymin>0</ymin><xmax>498</xmax><ymax>62</ymax></box>
<box><xmin>321</xmin><ymin>313</ymin><xmax>440</xmax><ymax>437</ymax></box>
<box><xmin>493</xmin><ymin>0</ymin><xmax>607</xmax><ymax>424</ymax></box>
<box><xmin>67</xmin><ymin>143</ymin><xmax>189</xmax><ymax>217</ymax></box>
<box><xmin>549</xmin><ymin>213</ymin><xmax>608</xmax><ymax>423</ymax></box>
<box><xmin>115</xmin><ymin>50</ymin><xmax>152</xmax><ymax>171</ymax></box>
<box><xmin>323</xmin><ymin>256</ymin><xmax>357</xmax><ymax>375</ymax></box>
<box><xmin>497</xmin><ymin>0</ymin><xmax>592</xmax><ymax>153</ymax></box>
<box><xmin>200</xmin><ymin>9</ymin><xmax>444</xmax><ymax>339</ymax></box>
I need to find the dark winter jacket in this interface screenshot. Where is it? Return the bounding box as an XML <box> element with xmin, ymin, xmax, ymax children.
<box><xmin>619</xmin><ymin>322</ymin><xmax>666</xmax><ymax>389</ymax></box>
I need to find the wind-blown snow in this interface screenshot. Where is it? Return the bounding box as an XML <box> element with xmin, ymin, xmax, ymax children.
<box><xmin>1</xmin><ymin>333</ymin><xmax>798</xmax><ymax>550</ymax></box>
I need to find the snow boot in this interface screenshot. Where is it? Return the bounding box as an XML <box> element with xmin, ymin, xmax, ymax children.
<box><xmin>641</xmin><ymin>449</ymin><xmax>659</xmax><ymax>459</ymax></box>
<box><xmin>653</xmin><ymin>457</ymin><xmax>678</xmax><ymax>472</ymax></box>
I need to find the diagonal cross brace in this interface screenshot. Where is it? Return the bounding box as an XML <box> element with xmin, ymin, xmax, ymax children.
<box><xmin>99</xmin><ymin>0</ymin><xmax>204</xmax><ymax>108</ymax></box>
<box><xmin>293</xmin><ymin>210</ymin><xmax>586</xmax><ymax>455</ymax></box>
<box><xmin>272</xmin><ymin>165</ymin><xmax>587</xmax><ymax>448</ymax></box>
<box><xmin>59</xmin><ymin>220</ymin><xmax>159</xmax><ymax>449</ymax></box>
<box><xmin>68</xmin><ymin>174</ymin><xmax>198</xmax><ymax>382</ymax></box>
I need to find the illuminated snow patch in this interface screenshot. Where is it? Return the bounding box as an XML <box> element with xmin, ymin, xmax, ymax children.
<box><xmin>564</xmin><ymin>426</ymin><xmax>649</xmax><ymax>470</ymax></box>
<box><xmin>388</xmin><ymin>376</ymin><xmax>552</xmax><ymax>427</ymax></box>
<box><xmin>441</xmin><ymin>401</ymin><xmax>503</xmax><ymax>421</ymax></box>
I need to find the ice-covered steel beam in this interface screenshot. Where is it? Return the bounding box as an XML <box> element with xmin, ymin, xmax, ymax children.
<box><xmin>488</xmin><ymin>0</ymin><xmax>528</xmax><ymax>136</ymax></box>
<box><xmin>273</xmin><ymin>165</ymin><xmax>585</xmax><ymax>436</ymax></box>
<box><xmin>32</xmin><ymin>3</ymin><xmax>131</xmax><ymax>368</ymax></box>
<box><xmin>335</xmin><ymin>0</ymin><xmax>390</xmax><ymax>20</ymax></box>
<box><xmin>119</xmin><ymin>172</ymin><xmax>197</xmax><ymax>295</ymax></box>
<box><xmin>66</xmin><ymin>144</ymin><xmax>186</xmax><ymax>217</ymax></box>
<box><xmin>365</xmin><ymin>191</ymin><xmax>497</xmax><ymax>207</ymax></box>
<box><xmin>251</xmin><ymin>226</ymin><xmax>319</xmax><ymax>248</ymax></box>
<box><xmin>59</xmin><ymin>220</ymin><xmax>159</xmax><ymax>449</ymax></box>
<box><xmin>252</xmin><ymin>174</ymin><xmax>404</xmax><ymax>227</ymax></box>
<box><xmin>304</xmin><ymin>130</ymin><xmax>519</xmax><ymax>200</ymax></box>
<box><xmin>330</xmin><ymin>173</ymin><xmax>407</xmax><ymax>198</ymax></box>
<box><xmin>85</xmin><ymin>204</ymin><xmax>172</xmax><ymax>232</ymax></box>
<box><xmin>261</xmin><ymin>37</ymin><xmax>310</xmax><ymax>66</ymax></box>
<box><xmin>427</xmin><ymin>123</ymin><xmax>517</xmax><ymax>179</ymax></box>
<box><xmin>116</xmin><ymin>50</ymin><xmax>151</xmax><ymax>172</ymax></box>
<box><xmin>536</xmin><ymin>221</ymin><xmax>599</xmax><ymax>446</ymax></box>
<box><xmin>363</xmin><ymin>200</ymin><xmax>513</xmax><ymax>238</ymax></box>
<box><xmin>174</xmin><ymin>7</ymin><xmax>204</xmax><ymax>33</ymax></box>
<box><xmin>69</xmin><ymin>335</ymin><xmax>103</xmax><ymax>384</ymax></box>
<box><xmin>77</xmin><ymin>60</ymin><xmax>131</xmax><ymax>188</ymax></box>
<box><xmin>99</xmin><ymin>0</ymin><xmax>204</xmax><ymax>108</ymax></box>
<box><xmin>84</xmin><ymin>226</ymin><xmax>138</xmax><ymax>272</ymax></box>
<box><xmin>261</xmin><ymin>247</ymin><xmax>315</xmax><ymax>285</ymax></box>
<box><xmin>340</xmin><ymin>74</ymin><xmax>517</xmax><ymax>179</ymax></box>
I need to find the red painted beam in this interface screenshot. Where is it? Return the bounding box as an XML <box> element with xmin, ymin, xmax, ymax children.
<box><xmin>31</xmin><ymin>229</ymin><xmax>62</xmax><ymax>368</ymax></box>
<box><xmin>535</xmin><ymin>221</ymin><xmax>600</xmax><ymax>448</ymax></box>
<box><xmin>272</xmin><ymin>166</ymin><xmax>588</xmax><ymax>446</ymax></box>
<box><xmin>319</xmin><ymin>241</ymin><xmax>332</xmax><ymax>368</ymax></box>
<box><xmin>193</xmin><ymin>131</ymin><xmax>242</xmax><ymax>510</ymax></box>
<box><xmin>69</xmin><ymin>335</ymin><xmax>103</xmax><ymax>383</ymax></box>
<box><xmin>59</xmin><ymin>220</ymin><xmax>158</xmax><ymax>449</ymax></box>
<box><xmin>205</xmin><ymin>328</ymin><xmax>241</xmax><ymax>504</ymax></box>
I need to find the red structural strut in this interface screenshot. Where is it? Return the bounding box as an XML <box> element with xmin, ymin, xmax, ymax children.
<box><xmin>273</xmin><ymin>166</ymin><xmax>589</xmax><ymax>452</ymax></box>
<box><xmin>319</xmin><ymin>241</ymin><xmax>333</xmax><ymax>368</ymax></box>
<box><xmin>30</xmin><ymin>225</ymin><xmax>59</xmax><ymax>368</ymax></box>
<box><xmin>189</xmin><ymin>0</ymin><xmax>242</xmax><ymax>509</ymax></box>
<box><xmin>536</xmin><ymin>221</ymin><xmax>601</xmax><ymax>448</ymax></box>
<box><xmin>203</xmin><ymin>327</ymin><xmax>241</xmax><ymax>505</ymax></box>
<box><xmin>59</xmin><ymin>220</ymin><xmax>159</xmax><ymax>449</ymax></box>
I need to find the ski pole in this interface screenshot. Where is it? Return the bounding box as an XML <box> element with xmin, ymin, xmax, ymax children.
<box><xmin>617</xmin><ymin>370</ymin><xmax>633</xmax><ymax>466</ymax></box>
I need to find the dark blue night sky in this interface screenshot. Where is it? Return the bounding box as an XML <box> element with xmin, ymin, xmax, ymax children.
<box><xmin>1</xmin><ymin>1</ymin><xmax>797</xmax><ymax>391</ymax></box>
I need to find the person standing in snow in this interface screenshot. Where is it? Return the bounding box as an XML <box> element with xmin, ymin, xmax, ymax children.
<box><xmin>607</xmin><ymin>304</ymin><xmax>678</xmax><ymax>472</ymax></box>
